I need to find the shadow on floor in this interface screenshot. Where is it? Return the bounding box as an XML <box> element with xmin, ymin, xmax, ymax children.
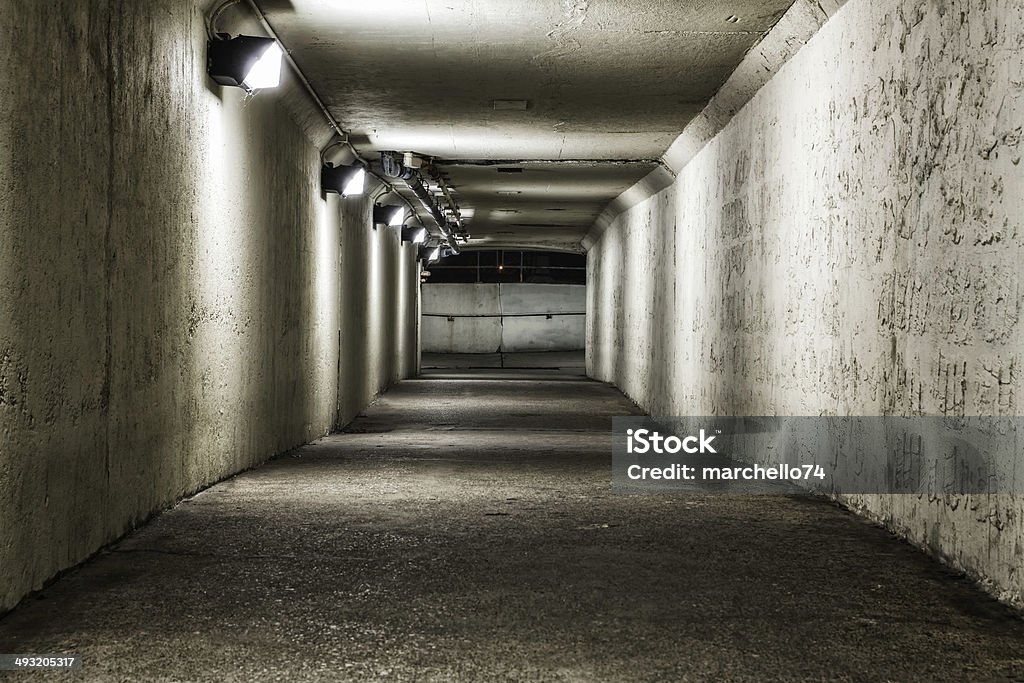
<box><xmin>1</xmin><ymin>370</ymin><xmax>1023</xmax><ymax>681</ymax></box>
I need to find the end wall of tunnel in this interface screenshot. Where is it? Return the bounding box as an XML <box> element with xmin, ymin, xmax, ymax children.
<box><xmin>587</xmin><ymin>0</ymin><xmax>1024</xmax><ymax>605</ymax></box>
<box><xmin>0</xmin><ymin>0</ymin><xmax>419</xmax><ymax>612</ymax></box>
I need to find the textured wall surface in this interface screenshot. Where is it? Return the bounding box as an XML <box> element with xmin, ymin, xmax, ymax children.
<box><xmin>336</xmin><ymin>201</ymin><xmax>419</xmax><ymax>428</ymax></box>
<box><xmin>422</xmin><ymin>284</ymin><xmax>504</xmax><ymax>353</ymax></box>
<box><xmin>587</xmin><ymin>0</ymin><xmax>1024</xmax><ymax>605</ymax></box>
<box><xmin>422</xmin><ymin>284</ymin><xmax>585</xmax><ymax>353</ymax></box>
<box><xmin>0</xmin><ymin>0</ymin><xmax>419</xmax><ymax>612</ymax></box>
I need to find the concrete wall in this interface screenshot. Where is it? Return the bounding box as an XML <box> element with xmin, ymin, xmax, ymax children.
<box><xmin>422</xmin><ymin>284</ymin><xmax>585</xmax><ymax>353</ymax></box>
<box><xmin>337</xmin><ymin>203</ymin><xmax>419</xmax><ymax>427</ymax></box>
<box><xmin>587</xmin><ymin>0</ymin><xmax>1024</xmax><ymax>606</ymax></box>
<box><xmin>0</xmin><ymin>0</ymin><xmax>419</xmax><ymax>612</ymax></box>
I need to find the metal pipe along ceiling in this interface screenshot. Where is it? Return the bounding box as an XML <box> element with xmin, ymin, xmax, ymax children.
<box><xmin>406</xmin><ymin>175</ymin><xmax>461</xmax><ymax>255</ymax></box>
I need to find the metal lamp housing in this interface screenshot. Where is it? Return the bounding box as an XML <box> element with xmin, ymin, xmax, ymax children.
<box><xmin>373</xmin><ymin>205</ymin><xmax>406</xmax><ymax>227</ymax></box>
<box><xmin>322</xmin><ymin>163</ymin><xmax>366</xmax><ymax>197</ymax></box>
<box><xmin>402</xmin><ymin>227</ymin><xmax>427</xmax><ymax>245</ymax></box>
<box><xmin>207</xmin><ymin>35</ymin><xmax>283</xmax><ymax>92</ymax></box>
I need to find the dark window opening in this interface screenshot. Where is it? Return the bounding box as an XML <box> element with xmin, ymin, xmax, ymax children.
<box><xmin>428</xmin><ymin>250</ymin><xmax>586</xmax><ymax>285</ymax></box>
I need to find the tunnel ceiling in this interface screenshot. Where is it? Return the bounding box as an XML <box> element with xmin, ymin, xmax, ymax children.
<box><xmin>256</xmin><ymin>0</ymin><xmax>795</xmax><ymax>251</ymax></box>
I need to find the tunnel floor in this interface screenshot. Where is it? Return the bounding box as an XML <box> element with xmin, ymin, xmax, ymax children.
<box><xmin>3</xmin><ymin>370</ymin><xmax>1024</xmax><ymax>681</ymax></box>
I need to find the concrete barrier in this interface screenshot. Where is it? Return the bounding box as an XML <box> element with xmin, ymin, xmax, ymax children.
<box><xmin>422</xmin><ymin>284</ymin><xmax>585</xmax><ymax>353</ymax></box>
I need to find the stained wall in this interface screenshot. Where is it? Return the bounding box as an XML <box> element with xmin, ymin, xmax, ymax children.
<box><xmin>0</xmin><ymin>0</ymin><xmax>419</xmax><ymax>611</ymax></box>
<box><xmin>587</xmin><ymin>0</ymin><xmax>1024</xmax><ymax>605</ymax></box>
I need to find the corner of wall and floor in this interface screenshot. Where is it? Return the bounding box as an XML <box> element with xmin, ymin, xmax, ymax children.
<box><xmin>0</xmin><ymin>0</ymin><xmax>419</xmax><ymax>613</ymax></box>
<box><xmin>584</xmin><ymin>0</ymin><xmax>1024</xmax><ymax>608</ymax></box>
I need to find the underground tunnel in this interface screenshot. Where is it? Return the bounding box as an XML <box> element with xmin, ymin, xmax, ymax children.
<box><xmin>1</xmin><ymin>0</ymin><xmax>1023</xmax><ymax>680</ymax></box>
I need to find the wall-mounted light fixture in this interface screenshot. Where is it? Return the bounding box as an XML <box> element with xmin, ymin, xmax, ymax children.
<box><xmin>206</xmin><ymin>0</ymin><xmax>284</xmax><ymax>93</ymax></box>
<box><xmin>322</xmin><ymin>163</ymin><xmax>366</xmax><ymax>197</ymax></box>
<box><xmin>373</xmin><ymin>204</ymin><xmax>407</xmax><ymax>228</ymax></box>
<box><xmin>207</xmin><ymin>35</ymin><xmax>284</xmax><ymax>92</ymax></box>
<box><xmin>402</xmin><ymin>227</ymin><xmax>428</xmax><ymax>245</ymax></box>
<box><xmin>419</xmin><ymin>246</ymin><xmax>441</xmax><ymax>263</ymax></box>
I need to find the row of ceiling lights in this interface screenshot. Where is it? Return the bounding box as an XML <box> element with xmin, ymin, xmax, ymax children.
<box><xmin>318</xmin><ymin>161</ymin><xmax>442</xmax><ymax>261</ymax></box>
<box><xmin>205</xmin><ymin>5</ymin><xmax>457</xmax><ymax>265</ymax></box>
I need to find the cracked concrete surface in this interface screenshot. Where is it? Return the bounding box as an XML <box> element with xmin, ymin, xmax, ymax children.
<box><xmin>2</xmin><ymin>371</ymin><xmax>1024</xmax><ymax>681</ymax></box>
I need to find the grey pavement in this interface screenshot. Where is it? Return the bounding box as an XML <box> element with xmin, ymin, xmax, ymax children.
<box><xmin>2</xmin><ymin>370</ymin><xmax>1024</xmax><ymax>681</ymax></box>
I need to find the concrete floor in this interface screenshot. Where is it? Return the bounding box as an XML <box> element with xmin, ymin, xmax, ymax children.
<box><xmin>2</xmin><ymin>371</ymin><xmax>1024</xmax><ymax>682</ymax></box>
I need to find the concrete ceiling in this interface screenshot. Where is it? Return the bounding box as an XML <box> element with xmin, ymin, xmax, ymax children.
<box><xmin>256</xmin><ymin>0</ymin><xmax>795</xmax><ymax>251</ymax></box>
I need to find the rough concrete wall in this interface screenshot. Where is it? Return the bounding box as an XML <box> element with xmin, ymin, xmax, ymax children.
<box><xmin>500</xmin><ymin>284</ymin><xmax>586</xmax><ymax>352</ymax></box>
<box><xmin>422</xmin><ymin>284</ymin><xmax>504</xmax><ymax>353</ymax></box>
<box><xmin>0</xmin><ymin>0</ymin><xmax>419</xmax><ymax>612</ymax></box>
<box><xmin>422</xmin><ymin>284</ymin><xmax>585</xmax><ymax>353</ymax></box>
<box><xmin>587</xmin><ymin>0</ymin><xmax>1024</xmax><ymax>605</ymax></box>
<box><xmin>585</xmin><ymin>0</ymin><xmax>854</xmax><ymax>244</ymax></box>
<box><xmin>336</xmin><ymin>205</ymin><xmax>420</xmax><ymax>427</ymax></box>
